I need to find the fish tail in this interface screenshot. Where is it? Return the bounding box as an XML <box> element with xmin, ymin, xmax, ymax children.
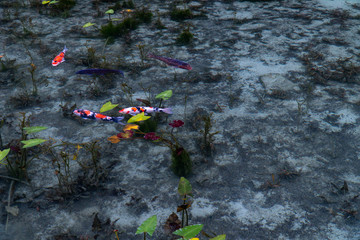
<box><xmin>147</xmin><ymin>53</ymin><xmax>157</xmax><ymax>59</ymax></box>
<box><xmin>112</xmin><ymin>116</ymin><xmax>126</xmax><ymax>125</ymax></box>
<box><xmin>161</xmin><ymin>108</ymin><xmax>173</xmax><ymax>114</ymax></box>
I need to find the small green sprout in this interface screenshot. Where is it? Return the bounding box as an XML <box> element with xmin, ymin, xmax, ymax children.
<box><xmin>100</xmin><ymin>101</ymin><xmax>118</xmax><ymax>112</ymax></box>
<box><xmin>0</xmin><ymin>149</ymin><xmax>10</xmax><ymax>164</ymax></box>
<box><xmin>173</xmin><ymin>224</ymin><xmax>203</xmax><ymax>240</ymax></box>
<box><xmin>105</xmin><ymin>9</ymin><xmax>114</xmax><ymax>21</ymax></box>
<box><xmin>105</xmin><ymin>9</ymin><xmax>114</xmax><ymax>15</ymax></box>
<box><xmin>136</xmin><ymin>215</ymin><xmax>157</xmax><ymax>239</ymax></box>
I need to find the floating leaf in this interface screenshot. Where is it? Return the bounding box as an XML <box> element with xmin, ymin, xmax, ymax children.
<box><xmin>23</xmin><ymin>126</ymin><xmax>48</xmax><ymax>134</ymax></box>
<box><xmin>100</xmin><ymin>101</ymin><xmax>118</xmax><ymax>113</ymax></box>
<box><xmin>173</xmin><ymin>224</ymin><xmax>203</xmax><ymax>239</ymax></box>
<box><xmin>155</xmin><ymin>90</ymin><xmax>173</xmax><ymax>100</ymax></box>
<box><xmin>190</xmin><ymin>238</ymin><xmax>199</xmax><ymax>240</ymax></box>
<box><xmin>127</xmin><ymin>112</ymin><xmax>151</xmax><ymax>123</ymax></box>
<box><xmin>42</xmin><ymin>0</ymin><xmax>50</xmax><ymax>4</ymax></box>
<box><xmin>117</xmin><ymin>130</ymin><xmax>133</xmax><ymax>139</ymax></box>
<box><xmin>135</xmin><ymin>215</ymin><xmax>157</xmax><ymax>236</ymax></box>
<box><xmin>178</xmin><ymin>177</ymin><xmax>192</xmax><ymax>196</ymax></box>
<box><xmin>0</xmin><ymin>148</ymin><xmax>10</xmax><ymax>163</ymax></box>
<box><xmin>111</xmin><ymin>18</ymin><xmax>122</xmax><ymax>21</ymax></box>
<box><xmin>83</xmin><ymin>22</ymin><xmax>95</xmax><ymax>28</ymax></box>
<box><xmin>105</xmin><ymin>9</ymin><xmax>114</xmax><ymax>14</ymax></box>
<box><xmin>210</xmin><ymin>234</ymin><xmax>226</xmax><ymax>240</ymax></box>
<box><xmin>21</xmin><ymin>139</ymin><xmax>46</xmax><ymax>148</ymax></box>
<box><xmin>49</xmin><ymin>0</ymin><xmax>59</xmax><ymax>4</ymax></box>
<box><xmin>123</xmin><ymin>124</ymin><xmax>139</xmax><ymax>131</ymax></box>
<box><xmin>108</xmin><ymin>135</ymin><xmax>120</xmax><ymax>143</ymax></box>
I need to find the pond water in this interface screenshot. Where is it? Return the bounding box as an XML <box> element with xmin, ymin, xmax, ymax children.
<box><xmin>0</xmin><ymin>0</ymin><xmax>360</xmax><ymax>239</ymax></box>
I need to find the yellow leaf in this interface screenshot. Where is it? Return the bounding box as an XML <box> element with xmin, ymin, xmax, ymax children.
<box><xmin>73</xmin><ymin>154</ymin><xmax>77</xmax><ymax>160</ymax></box>
<box><xmin>76</xmin><ymin>144</ymin><xmax>83</xmax><ymax>151</ymax></box>
<box><xmin>123</xmin><ymin>124</ymin><xmax>139</xmax><ymax>131</ymax></box>
<box><xmin>108</xmin><ymin>135</ymin><xmax>120</xmax><ymax>143</ymax></box>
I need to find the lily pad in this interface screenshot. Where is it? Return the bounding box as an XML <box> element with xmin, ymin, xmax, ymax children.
<box><xmin>178</xmin><ymin>177</ymin><xmax>192</xmax><ymax>196</ymax></box>
<box><xmin>100</xmin><ymin>101</ymin><xmax>118</xmax><ymax>113</ymax></box>
<box><xmin>135</xmin><ymin>215</ymin><xmax>157</xmax><ymax>236</ymax></box>
<box><xmin>21</xmin><ymin>139</ymin><xmax>46</xmax><ymax>148</ymax></box>
<box><xmin>127</xmin><ymin>112</ymin><xmax>151</xmax><ymax>123</ymax></box>
<box><xmin>23</xmin><ymin>126</ymin><xmax>48</xmax><ymax>134</ymax></box>
<box><xmin>0</xmin><ymin>148</ymin><xmax>10</xmax><ymax>163</ymax></box>
<box><xmin>210</xmin><ymin>234</ymin><xmax>226</xmax><ymax>240</ymax></box>
<box><xmin>83</xmin><ymin>22</ymin><xmax>95</xmax><ymax>28</ymax></box>
<box><xmin>155</xmin><ymin>90</ymin><xmax>173</xmax><ymax>100</ymax></box>
<box><xmin>173</xmin><ymin>224</ymin><xmax>203</xmax><ymax>239</ymax></box>
<box><xmin>105</xmin><ymin>9</ymin><xmax>114</xmax><ymax>14</ymax></box>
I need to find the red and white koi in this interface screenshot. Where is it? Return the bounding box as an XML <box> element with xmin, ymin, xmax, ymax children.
<box><xmin>119</xmin><ymin>106</ymin><xmax>173</xmax><ymax>115</ymax></box>
<box><xmin>148</xmin><ymin>53</ymin><xmax>192</xmax><ymax>70</ymax></box>
<box><xmin>73</xmin><ymin>109</ymin><xmax>125</xmax><ymax>124</ymax></box>
<box><xmin>52</xmin><ymin>46</ymin><xmax>68</xmax><ymax>66</ymax></box>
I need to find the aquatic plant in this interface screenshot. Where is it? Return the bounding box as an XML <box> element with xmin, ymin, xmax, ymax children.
<box><xmin>100</xmin><ymin>101</ymin><xmax>118</xmax><ymax>112</ymax></box>
<box><xmin>177</xmin><ymin>177</ymin><xmax>192</xmax><ymax>228</ymax></box>
<box><xmin>0</xmin><ymin>56</ymin><xmax>16</xmax><ymax>72</ymax></box>
<box><xmin>170</xmin><ymin>8</ymin><xmax>193</xmax><ymax>21</ymax></box>
<box><xmin>173</xmin><ymin>224</ymin><xmax>203</xmax><ymax>239</ymax></box>
<box><xmin>134</xmin><ymin>7</ymin><xmax>153</xmax><ymax>23</ymax></box>
<box><xmin>199</xmin><ymin>113</ymin><xmax>219</xmax><ymax>157</ymax></box>
<box><xmin>0</xmin><ymin>148</ymin><xmax>10</xmax><ymax>165</ymax></box>
<box><xmin>136</xmin><ymin>42</ymin><xmax>147</xmax><ymax>67</ymax></box>
<box><xmin>135</xmin><ymin>215</ymin><xmax>157</xmax><ymax>240</ymax></box>
<box><xmin>177</xmin><ymin>27</ymin><xmax>194</xmax><ymax>45</ymax></box>
<box><xmin>44</xmin><ymin>0</ymin><xmax>76</xmax><ymax>17</ymax></box>
<box><xmin>28</xmin><ymin>63</ymin><xmax>38</xmax><ymax>95</ymax></box>
<box><xmin>3</xmin><ymin>114</ymin><xmax>47</xmax><ymax>179</ymax></box>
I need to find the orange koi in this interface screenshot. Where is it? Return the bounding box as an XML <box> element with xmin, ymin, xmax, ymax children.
<box><xmin>119</xmin><ymin>106</ymin><xmax>172</xmax><ymax>116</ymax></box>
<box><xmin>52</xmin><ymin>46</ymin><xmax>68</xmax><ymax>66</ymax></box>
<box><xmin>73</xmin><ymin>109</ymin><xmax>125</xmax><ymax>124</ymax></box>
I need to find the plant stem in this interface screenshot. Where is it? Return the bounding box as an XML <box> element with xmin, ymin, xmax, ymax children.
<box><xmin>143</xmin><ymin>232</ymin><xmax>146</xmax><ymax>240</ymax></box>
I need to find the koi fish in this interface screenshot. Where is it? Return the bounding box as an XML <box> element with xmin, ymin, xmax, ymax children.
<box><xmin>119</xmin><ymin>106</ymin><xmax>173</xmax><ymax>115</ymax></box>
<box><xmin>52</xmin><ymin>46</ymin><xmax>68</xmax><ymax>66</ymax></box>
<box><xmin>148</xmin><ymin>53</ymin><xmax>192</xmax><ymax>70</ymax></box>
<box><xmin>73</xmin><ymin>109</ymin><xmax>125</xmax><ymax>124</ymax></box>
<box><xmin>76</xmin><ymin>68</ymin><xmax>124</xmax><ymax>76</ymax></box>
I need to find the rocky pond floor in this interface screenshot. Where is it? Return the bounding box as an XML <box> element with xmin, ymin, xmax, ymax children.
<box><xmin>0</xmin><ymin>0</ymin><xmax>360</xmax><ymax>239</ymax></box>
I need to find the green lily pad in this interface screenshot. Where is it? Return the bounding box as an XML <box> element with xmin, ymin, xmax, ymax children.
<box><xmin>178</xmin><ymin>177</ymin><xmax>192</xmax><ymax>196</ymax></box>
<box><xmin>23</xmin><ymin>126</ymin><xmax>48</xmax><ymax>134</ymax></box>
<box><xmin>210</xmin><ymin>234</ymin><xmax>226</xmax><ymax>240</ymax></box>
<box><xmin>83</xmin><ymin>22</ymin><xmax>95</xmax><ymax>28</ymax></box>
<box><xmin>0</xmin><ymin>148</ymin><xmax>10</xmax><ymax>163</ymax></box>
<box><xmin>105</xmin><ymin>9</ymin><xmax>114</xmax><ymax>14</ymax></box>
<box><xmin>135</xmin><ymin>215</ymin><xmax>157</xmax><ymax>236</ymax></box>
<box><xmin>100</xmin><ymin>101</ymin><xmax>118</xmax><ymax>113</ymax></box>
<box><xmin>173</xmin><ymin>224</ymin><xmax>203</xmax><ymax>239</ymax></box>
<box><xmin>155</xmin><ymin>90</ymin><xmax>173</xmax><ymax>100</ymax></box>
<box><xmin>21</xmin><ymin>139</ymin><xmax>46</xmax><ymax>148</ymax></box>
<box><xmin>127</xmin><ymin>112</ymin><xmax>151</xmax><ymax>123</ymax></box>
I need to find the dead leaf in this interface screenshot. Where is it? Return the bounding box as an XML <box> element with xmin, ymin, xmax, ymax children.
<box><xmin>108</xmin><ymin>135</ymin><xmax>120</xmax><ymax>143</ymax></box>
